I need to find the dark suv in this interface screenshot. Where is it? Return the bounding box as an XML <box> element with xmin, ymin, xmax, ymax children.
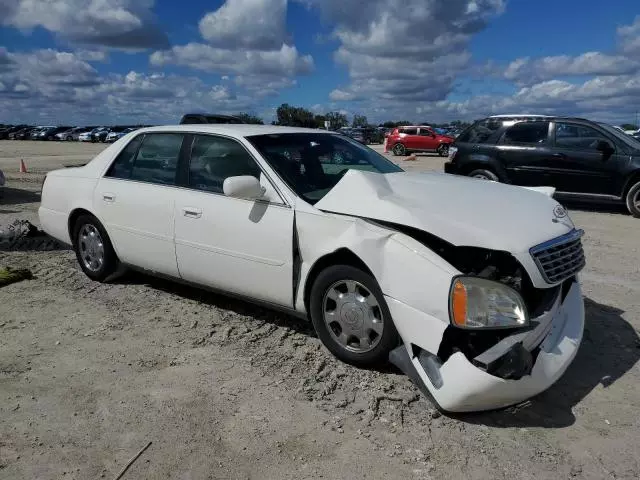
<box><xmin>179</xmin><ymin>113</ymin><xmax>245</xmax><ymax>125</ymax></box>
<box><xmin>444</xmin><ymin>115</ymin><xmax>640</xmax><ymax>217</ymax></box>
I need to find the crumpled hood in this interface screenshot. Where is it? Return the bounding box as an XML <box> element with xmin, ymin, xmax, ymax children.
<box><xmin>315</xmin><ymin>170</ymin><xmax>574</xmax><ymax>254</ymax></box>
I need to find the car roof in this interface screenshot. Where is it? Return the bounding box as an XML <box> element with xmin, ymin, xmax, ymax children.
<box><xmin>136</xmin><ymin>124</ymin><xmax>334</xmax><ymax>138</ymax></box>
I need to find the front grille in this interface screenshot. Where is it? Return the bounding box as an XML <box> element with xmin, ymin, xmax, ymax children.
<box><xmin>530</xmin><ymin>229</ymin><xmax>585</xmax><ymax>284</ymax></box>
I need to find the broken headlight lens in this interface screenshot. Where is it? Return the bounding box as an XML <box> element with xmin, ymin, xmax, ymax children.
<box><xmin>449</xmin><ymin>277</ymin><xmax>529</xmax><ymax>329</ymax></box>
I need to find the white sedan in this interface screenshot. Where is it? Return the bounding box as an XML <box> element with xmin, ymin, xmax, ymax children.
<box><xmin>39</xmin><ymin>125</ymin><xmax>585</xmax><ymax>412</ymax></box>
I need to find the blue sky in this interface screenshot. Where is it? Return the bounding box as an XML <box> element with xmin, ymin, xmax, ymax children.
<box><xmin>1</xmin><ymin>0</ymin><xmax>640</xmax><ymax>125</ymax></box>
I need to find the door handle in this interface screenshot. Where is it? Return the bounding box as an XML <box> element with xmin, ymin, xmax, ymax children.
<box><xmin>102</xmin><ymin>193</ymin><xmax>115</xmax><ymax>202</ymax></box>
<box><xmin>552</xmin><ymin>153</ymin><xmax>567</xmax><ymax>159</ymax></box>
<box><xmin>182</xmin><ymin>207</ymin><xmax>202</xmax><ymax>219</ymax></box>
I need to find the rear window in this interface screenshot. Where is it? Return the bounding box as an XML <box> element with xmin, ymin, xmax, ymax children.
<box><xmin>457</xmin><ymin>119</ymin><xmax>503</xmax><ymax>144</ymax></box>
<box><xmin>501</xmin><ymin>122</ymin><xmax>550</xmax><ymax>145</ymax></box>
<box><xmin>399</xmin><ymin>127</ymin><xmax>418</xmax><ymax>135</ymax></box>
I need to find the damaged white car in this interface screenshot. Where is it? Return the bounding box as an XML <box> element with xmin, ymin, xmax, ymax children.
<box><xmin>39</xmin><ymin>125</ymin><xmax>585</xmax><ymax>412</ymax></box>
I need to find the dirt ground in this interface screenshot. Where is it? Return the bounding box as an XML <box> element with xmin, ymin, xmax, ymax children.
<box><xmin>1</xmin><ymin>140</ymin><xmax>639</xmax><ymax>479</ymax></box>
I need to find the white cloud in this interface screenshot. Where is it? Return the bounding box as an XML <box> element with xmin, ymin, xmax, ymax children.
<box><xmin>619</xmin><ymin>16</ymin><xmax>640</xmax><ymax>56</ymax></box>
<box><xmin>199</xmin><ymin>0</ymin><xmax>288</xmax><ymax>50</ymax></box>
<box><xmin>0</xmin><ymin>48</ymin><xmax>260</xmax><ymax>125</ymax></box>
<box><xmin>151</xmin><ymin>42</ymin><xmax>313</xmax><ymax>77</ymax></box>
<box><xmin>300</xmin><ymin>0</ymin><xmax>505</xmax><ymax>103</ymax></box>
<box><xmin>1</xmin><ymin>0</ymin><xmax>168</xmax><ymax>49</ymax></box>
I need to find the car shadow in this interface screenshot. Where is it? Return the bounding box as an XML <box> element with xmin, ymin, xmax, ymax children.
<box><xmin>118</xmin><ymin>270</ymin><xmax>317</xmax><ymax>338</ymax></box>
<box><xmin>0</xmin><ymin>187</ymin><xmax>41</xmax><ymax>205</ymax></box>
<box><xmin>453</xmin><ymin>297</ymin><xmax>639</xmax><ymax>428</ymax></box>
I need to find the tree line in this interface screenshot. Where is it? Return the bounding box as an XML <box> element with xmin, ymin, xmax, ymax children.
<box><xmin>235</xmin><ymin>104</ymin><xmax>473</xmax><ymax>130</ymax></box>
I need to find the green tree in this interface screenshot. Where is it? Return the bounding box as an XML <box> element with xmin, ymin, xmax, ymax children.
<box><xmin>275</xmin><ymin>103</ymin><xmax>316</xmax><ymax>127</ymax></box>
<box><xmin>314</xmin><ymin>114</ymin><xmax>327</xmax><ymax>129</ymax></box>
<box><xmin>620</xmin><ymin>123</ymin><xmax>639</xmax><ymax>131</ymax></box>
<box><xmin>352</xmin><ymin>114</ymin><xmax>368</xmax><ymax>128</ymax></box>
<box><xmin>325</xmin><ymin>111</ymin><xmax>349</xmax><ymax>130</ymax></box>
<box><xmin>235</xmin><ymin>112</ymin><xmax>264</xmax><ymax>124</ymax></box>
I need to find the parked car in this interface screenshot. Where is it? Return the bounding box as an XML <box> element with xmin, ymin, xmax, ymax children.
<box><xmin>29</xmin><ymin>127</ymin><xmax>53</xmax><ymax>140</ymax></box>
<box><xmin>0</xmin><ymin>125</ymin><xmax>29</xmax><ymax>140</ymax></box>
<box><xmin>179</xmin><ymin>113</ymin><xmax>245</xmax><ymax>124</ymax></box>
<box><xmin>105</xmin><ymin>127</ymin><xmax>134</xmax><ymax>142</ymax></box>
<box><xmin>36</xmin><ymin>126</ymin><xmax>72</xmax><ymax>141</ymax></box>
<box><xmin>0</xmin><ymin>168</ymin><xmax>5</xmax><ymax>189</ymax></box>
<box><xmin>56</xmin><ymin>126</ymin><xmax>95</xmax><ymax>141</ymax></box>
<box><xmin>91</xmin><ymin>127</ymin><xmax>111</xmax><ymax>143</ymax></box>
<box><xmin>79</xmin><ymin>127</ymin><xmax>103</xmax><ymax>142</ymax></box>
<box><xmin>363</xmin><ymin>127</ymin><xmax>385</xmax><ymax>144</ymax></box>
<box><xmin>11</xmin><ymin>127</ymin><xmax>36</xmax><ymax>140</ymax></box>
<box><xmin>39</xmin><ymin>124</ymin><xmax>585</xmax><ymax>412</ymax></box>
<box><xmin>386</xmin><ymin>125</ymin><xmax>455</xmax><ymax>157</ymax></box>
<box><xmin>445</xmin><ymin>115</ymin><xmax>640</xmax><ymax>217</ymax></box>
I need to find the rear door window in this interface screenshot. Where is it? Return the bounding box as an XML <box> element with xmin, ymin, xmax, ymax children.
<box><xmin>457</xmin><ymin>119</ymin><xmax>503</xmax><ymax>144</ymax></box>
<box><xmin>400</xmin><ymin>127</ymin><xmax>418</xmax><ymax>135</ymax></box>
<box><xmin>130</xmin><ymin>133</ymin><xmax>184</xmax><ymax>185</ymax></box>
<box><xmin>501</xmin><ymin>122</ymin><xmax>550</xmax><ymax>145</ymax></box>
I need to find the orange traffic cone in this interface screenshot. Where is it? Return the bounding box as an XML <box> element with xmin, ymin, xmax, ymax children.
<box><xmin>19</xmin><ymin>159</ymin><xmax>28</xmax><ymax>173</ymax></box>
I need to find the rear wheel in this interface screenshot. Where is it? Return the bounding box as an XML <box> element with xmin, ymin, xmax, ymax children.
<box><xmin>437</xmin><ymin>144</ymin><xmax>450</xmax><ymax>157</ymax></box>
<box><xmin>392</xmin><ymin>143</ymin><xmax>406</xmax><ymax>156</ymax></box>
<box><xmin>468</xmin><ymin>168</ymin><xmax>499</xmax><ymax>182</ymax></box>
<box><xmin>72</xmin><ymin>214</ymin><xmax>118</xmax><ymax>281</ymax></box>
<box><xmin>309</xmin><ymin>265</ymin><xmax>399</xmax><ymax>367</ymax></box>
<box><xmin>625</xmin><ymin>180</ymin><xmax>640</xmax><ymax>218</ymax></box>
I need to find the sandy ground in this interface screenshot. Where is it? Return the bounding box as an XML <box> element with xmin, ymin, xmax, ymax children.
<box><xmin>1</xmin><ymin>140</ymin><xmax>639</xmax><ymax>479</ymax></box>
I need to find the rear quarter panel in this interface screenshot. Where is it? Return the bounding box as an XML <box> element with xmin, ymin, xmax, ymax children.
<box><xmin>39</xmin><ymin>170</ymin><xmax>100</xmax><ymax>245</ymax></box>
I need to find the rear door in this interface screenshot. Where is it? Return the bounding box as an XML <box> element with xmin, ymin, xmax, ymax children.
<box><xmin>94</xmin><ymin>132</ymin><xmax>185</xmax><ymax>277</ymax></box>
<box><xmin>548</xmin><ymin>122</ymin><xmax>626</xmax><ymax>194</ymax></box>
<box><xmin>494</xmin><ymin>121</ymin><xmax>553</xmax><ymax>186</ymax></box>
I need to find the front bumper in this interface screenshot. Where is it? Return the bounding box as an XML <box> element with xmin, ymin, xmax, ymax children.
<box><xmin>388</xmin><ymin>280</ymin><xmax>584</xmax><ymax>412</ymax></box>
<box><xmin>443</xmin><ymin>161</ymin><xmax>459</xmax><ymax>174</ymax></box>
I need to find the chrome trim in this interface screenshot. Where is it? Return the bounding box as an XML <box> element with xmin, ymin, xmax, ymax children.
<box><xmin>530</xmin><ymin>229</ymin><xmax>585</xmax><ymax>284</ymax></box>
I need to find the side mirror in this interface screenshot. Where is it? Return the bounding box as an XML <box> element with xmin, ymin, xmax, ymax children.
<box><xmin>597</xmin><ymin>140</ymin><xmax>614</xmax><ymax>153</ymax></box>
<box><xmin>223</xmin><ymin>175</ymin><xmax>266</xmax><ymax>200</ymax></box>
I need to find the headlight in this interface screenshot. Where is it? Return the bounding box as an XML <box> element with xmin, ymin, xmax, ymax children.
<box><xmin>449</xmin><ymin>277</ymin><xmax>528</xmax><ymax>329</ymax></box>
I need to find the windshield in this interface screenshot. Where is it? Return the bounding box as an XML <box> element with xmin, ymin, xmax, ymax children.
<box><xmin>598</xmin><ymin>122</ymin><xmax>640</xmax><ymax>150</ymax></box>
<box><xmin>246</xmin><ymin>132</ymin><xmax>403</xmax><ymax>204</ymax></box>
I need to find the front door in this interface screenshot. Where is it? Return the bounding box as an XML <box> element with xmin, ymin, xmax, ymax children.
<box><xmin>417</xmin><ymin>127</ymin><xmax>439</xmax><ymax>151</ymax></box>
<box><xmin>93</xmin><ymin>132</ymin><xmax>185</xmax><ymax>277</ymax></box>
<box><xmin>173</xmin><ymin>134</ymin><xmax>295</xmax><ymax>307</ymax></box>
<box><xmin>548</xmin><ymin>122</ymin><xmax>626</xmax><ymax>195</ymax></box>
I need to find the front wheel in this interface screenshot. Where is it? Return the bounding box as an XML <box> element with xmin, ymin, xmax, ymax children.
<box><xmin>626</xmin><ymin>180</ymin><xmax>640</xmax><ymax>218</ymax></box>
<box><xmin>437</xmin><ymin>143</ymin><xmax>450</xmax><ymax>157</ymax></box>
<box><xmin>72</xmin><ymin>215</ymin><xmax>119</xmax><ymax>281</ymax></box>
<box><xmin>309</xmin><ymin>265</ymin><xmax>399</xmax><ymax>367</ymax></box>
<box><xmin>392</xmin><ymin>143</ymin><xmax>406</xmax><ymax>156</ymax></box>
<box><xmin>468</xmin><ymin>168</ymin><xmax>499</xmax><ymax>182</ymax></box>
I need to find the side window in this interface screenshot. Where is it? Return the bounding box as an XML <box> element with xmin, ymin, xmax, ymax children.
<box><xmin>401</xmin><ymin>127</ymin><xmax>418</xmax><ymax>135</ymax></box>
<box><xmin>502</xmin><ymin>122</ymin><xmax>549</xmax><ymax>145</ymax></box>
<box><xmin>105</xmin><ymin>134</ymin><xmax>144</xmax><ymax>179</ymax></box>
<box><xmin>418</xmin><ymin>128</ymin><xmax>434</xmax><ymax>137</ymax></box>
<box><xmin>188</xmin><ymin>135</ymin><xmax>262</xmax><ymax>194</ymax></box>
<box><xmin>129</xmin><ymin>133</ymin><xmax>183</xmax><ymax>185</ymax></box>
<box><xmin>555</xmin><ymin>123</ymin><xmax>611</xmax><ymax>150</ymax></box>
<box><xmin>458</xmin><ymin>119</ymin><xmax>502</xmax><ymax>144</ymax></box>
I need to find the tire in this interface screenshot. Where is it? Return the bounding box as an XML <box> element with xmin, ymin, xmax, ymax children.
<box><xmin>66</xmin><ymin>136</ymin><xmax>73</xmax><ymax>141</ymax></box>
<box><xmin>72</xmin><ymin>214</ymin><xmax>118</xmax><ymax>281</ymax></box>
<box><xmin>437</xmin><ymin>143</ymin><xmax>450</xmax><ymax>157</ymax></box>
<box><xmin>625</xmin><ymin>180</ymin><xmax>640</xmax><ymax>218</ymax></box>
<box><xmin>392</xmin><ymin>143</ymin><xmax>406</xmax><ymax>156</ymax></box>
<box><xmin>467</xmin><ymin>168</ymin><xmax>499</xmax><ymax>182</ymax></box>
<box><xmin>309</xmin><ymin>264</ymin><xmax>399</xmax><ymax>367</ymax></box>
<box><xmin>47</xmin><ymin>136</ymin><xmax>54</xmax><ymax>141</ymax></box>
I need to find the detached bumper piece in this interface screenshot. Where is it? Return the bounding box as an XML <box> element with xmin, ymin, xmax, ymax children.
<box><xmin>390</xmin><ymin>279</ymin><xmax>584</xmax><ymax>413</ymax></box>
